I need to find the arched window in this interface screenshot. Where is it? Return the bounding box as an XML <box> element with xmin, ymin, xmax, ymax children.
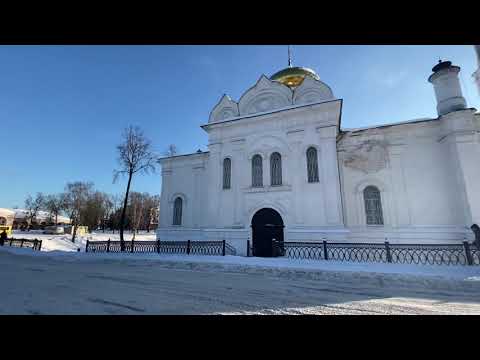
<box><xmin>252</xmin><ymin>155</ymin><xmax>263</xmax><ymax>187</ymax></box>
<box><xmin>270</xmin><ymin>152</ymin><xmax>282</xmax><ymax>186</ymax></box>
<box><xmin>223</xmin><ymin>158</ymin><xmax>231</xmax><ymax>189</ymax></box>
<box><xmin>306</xmin><ymin>147</ymin><xmax>319</xmax><ymax>183</ymax></box>
<box><xmin>173</xmin><ymin>197</ymin><xmax>183</xmax><ymax>226</ymax></box>
<box><xmin>363</xmin><ymin>186</ymin><xmax>384</xmax><ymax>225</ymax></box>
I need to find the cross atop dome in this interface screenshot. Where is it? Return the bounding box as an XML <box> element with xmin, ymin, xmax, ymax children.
<box><xmin>270</xmin><ymin>45</ymin><xmax>320</xmax><ymax>88</ymax></box>
<box><xmin>288</xmin><ymin>45</ymin><xmax>292</xmax><ymax>68</ymax></box>
<box><xmin>270</xmin><ymin>66</ymin><xmax>320</xmax><ymax>88</ymax></box>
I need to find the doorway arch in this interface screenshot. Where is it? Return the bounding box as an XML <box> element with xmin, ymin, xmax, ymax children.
<box><xmin>251</xmin><ymin>208</ymin><xmax>284</xmax><ymax>257</ymax></box>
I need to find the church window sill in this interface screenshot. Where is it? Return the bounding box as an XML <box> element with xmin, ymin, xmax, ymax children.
<box><xmin>243</xmin><ymin>185</ymin><xmax>292</xmax><ymax>193</ymax></box>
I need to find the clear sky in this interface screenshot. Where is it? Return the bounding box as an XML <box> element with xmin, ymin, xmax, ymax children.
<box><xmin>1</xmin><ymin>45</ymin><xmax>479</xmax><ymax>209</ymax></box>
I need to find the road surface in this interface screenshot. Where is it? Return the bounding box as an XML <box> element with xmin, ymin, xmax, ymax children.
<box><xmin>1</xmin><ymin>250</ymin><xmax>480</xmax><ymax>315</ymax></box>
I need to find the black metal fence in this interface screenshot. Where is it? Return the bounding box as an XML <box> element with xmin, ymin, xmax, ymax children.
<box><xmin>0</xmin><ymin>238</ymin><xmax>42</xmax><ymax>251</ymax></box>
<box><xmin>85</xmin><ymin>239</ymin><xmax>236</xmax><ymax>256</ymax></box>
<box><xmin>247</xmin><ymin>240</ymin><xmax>480</xmax><ymax>266</ymax></box>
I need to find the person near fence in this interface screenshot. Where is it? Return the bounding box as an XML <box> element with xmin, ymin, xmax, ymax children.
<box><xmin>471</xmin><ymin>224</ymin><xmax>480</xmax><ymax>249</ymax></box>
<box><xmin>0</xmin><ymin>229</ymin><xmax>7</xmax><ymax>246</ymax></box>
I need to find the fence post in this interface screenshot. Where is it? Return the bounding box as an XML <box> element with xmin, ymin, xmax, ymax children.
<box><xmin>10</xmin><ymin>238</ymin><xmax>13</xmax><ymax>246</ymax></box>
<box><xmin>38</xmin><ymin>240</ymin><xmax>42</xmax><ymax>251</ymax></box>
<box><xmin>247</xmin><ymin>240</ymin><xmax>250</xmax><ymax>257</ymax></box>
<box><xmin>20</xmin><ymin>239</ymin><xmax>24</xmax><ymax>248</ymax></box>
<box><xmin>464</xmin><ymin>241</ymin><xmax>474</xmax><ymax>266</ymax></box>
<box><xmin>187</xmin><ymin>240</ymin><xmax>191</xmax><ymax>255</ymax></box>
<box><xmin>156</xmin><ymin>239</ymin><xmax>160</xmax><ymax>254</ymax></box>
<box><xmin>222</xmin><ymin>240</ymin><xmax>226</xmax><ymax>256</ymax></box>
<box><xmin>131</xmin><ymin>239</ymin><xmax>134</xmax><ymax>253</ymax></box>
<box><xmin>323</xmin><ymin>240</ymin><xmax>328</xmax><ymax>260</ymax></box>
<box><xmin>85</xmin><ymin>239</ymin><xmax>89</xmax><ymax>253</ymax></box>
<box><xmin>385</xmin><ymin>240</ymin><xmax>392</xmax><ymax>263</ymax></box>
<box><xmin>107</xmin><ymin>239</ymin><xmax>110</xmax><ymax>253</ymax></box>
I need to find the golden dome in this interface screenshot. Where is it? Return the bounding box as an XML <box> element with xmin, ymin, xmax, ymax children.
<box><xmin>270</xmin><ymin>66</ymin><xmax>320</xmax><ymax>88</ymax></box>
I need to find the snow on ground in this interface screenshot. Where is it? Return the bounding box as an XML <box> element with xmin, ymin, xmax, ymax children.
<box><xmin>10</xmin><ymin>230</ymin><xmax>157</xmax><ymax>252</ymax></box>
<box><xmin>1</xmin><ymin>246</ymin><xmax>480</xmax><ymax>314</ymax></box>
<box><xmin>2</xmin><ymin>244</ymin><xmax>480</xmax><ymax>283</ymax></box>
<box><xmin>9</xmin><ymin>230</ymin><xmax>479</xmax><ymax>283</ymax></box>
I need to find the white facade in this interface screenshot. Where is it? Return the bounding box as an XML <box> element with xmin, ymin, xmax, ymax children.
<box><xmin>158</xmin><ymin>59</ymin><xmax>480</xmax><ymax>256</ymax></box>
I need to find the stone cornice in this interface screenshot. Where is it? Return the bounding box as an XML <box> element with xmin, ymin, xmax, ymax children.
<box><xmin>201</xmin><ymin>99</ymin><xmax>342</xmax><ymax>132</ymax></box>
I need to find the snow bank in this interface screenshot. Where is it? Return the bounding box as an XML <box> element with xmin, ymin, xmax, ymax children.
<box><xmin>2</xmin><ymin>245</ymin><xmax>480</xmax><ymax>286</ymax></box>
<box><xmin>10</xmin><ymin>230</ymin><xmax>157</xmax><ymax>252</ymax></box>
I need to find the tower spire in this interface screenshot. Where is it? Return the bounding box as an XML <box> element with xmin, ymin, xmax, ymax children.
<box><xmin>474</xmin><ymin>45</ymin><xmax>480</xmax><ymax>64</ymax></box>
<box><xmin>473</xmin><ymin>45</ymin><xmax>480</xmax><ymax>96</ymax></box>
<box><xmin>288</xmin><ymin>45</ymin><xmax>292</xmax><ymax>68</ymax></box>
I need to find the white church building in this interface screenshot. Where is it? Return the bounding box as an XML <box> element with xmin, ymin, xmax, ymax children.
<box><xmin>157</xmin><ymin>47</ymin><xmax>480</xmax><ymax>257</ymax></box>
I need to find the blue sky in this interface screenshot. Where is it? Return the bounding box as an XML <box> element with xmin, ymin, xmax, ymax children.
<box><xmin>1</xmin><ymin>45</ymin><xmax>479</xmax><ymax>209</ymax></box>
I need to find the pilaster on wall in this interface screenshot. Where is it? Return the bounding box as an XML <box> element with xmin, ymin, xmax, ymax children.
<box><xmin>232</xmin><ymin>139</ymin><xmax>246</xmax><ymax>226</ymax></box>
<box><xmin>440</xmin><ymin>109</ymin><xmax>480</xmax><ymax>226</ymax></box>
<box><xmin>287</xmin><ymin>135</ymin><xmax>305</xmax><ymax>224</ymax></box>
<box><xmin>192</xmin><ymin>164</ymin><xmax>204</xmax><ymax>227</ymax></box>
<box><xmin>206</xmin><ymin>142</ymin><xmax>222</xmax><ymax>228</ymax></box>
<box><xmin>317</xmin><ymin>125</ymin><xmax>344</xmax><ymax>226</ymax></box>
<box><xmin>388</xmin><ymin>144</ymin><xmax>412</xmax><ymax>227</ymax></box>
<box><xmin>160</xmin><ymin>168</ymin><xmax>172</xmax><ymax>227</ymax></box>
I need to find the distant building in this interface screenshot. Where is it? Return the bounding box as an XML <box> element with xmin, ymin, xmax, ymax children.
<box><xmin>158</xmin><ymin>51</ymin><xmax>480</xmax><ymax>257</ymax></box>
<box><xmin>12</xmin><ymin>209</ymin><xmax>71</xmax><ymax>229</ymax></box>
<box><xmin>0</xmin><ymin>208</ymin><xmax>15</xmax><ymax>226</ymax></box>
<box><xmin>148</xmin><ymin>206</ymin><xmax>160</xmax><ymax>231</ymax></box>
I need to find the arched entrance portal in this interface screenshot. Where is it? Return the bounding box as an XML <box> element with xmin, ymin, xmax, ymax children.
<box><xmin>251</xmin><ymin>208</ymin><xmax>284</xmax><ymax>257</ymax></box>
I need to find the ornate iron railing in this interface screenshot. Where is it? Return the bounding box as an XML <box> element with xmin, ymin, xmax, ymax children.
<box><xmin>471</xmin><ymin>247</ymin><xmax>480</xmax><ymax>265</ymax></box>
<box><xmin>248</xmin><ymin>239</ymin><xmax>480</xmax><ymax>266</ymax></box>
<box><xmin>224</xmin><ymin>242</ymin><xmax>237</xmax><ymax>256</ymax></box>
<box><xmin>281</xmin><ymin>241</ymin><xmax>325</xmax><ymax>260</ymax></box>
<box><xmin>86</xmin><ymin>239</ymin><xmax>233</xmax><ymax>256</ymax></box>
<box><xmin>0</xmin><ymin>238</ymin><xmax>42</xmax><ymax>251</ymax></box>
<box><xmin>326</xmin><ymin>242</ymin><xmax>388</xmax><ymax>263</ymax></box>
<box><xmin>389</xmin><ymin>244</ymin><xmax>468</xmax><ymax>266</ymax></box>
<box><xmin>191</xmin><ymin>241</ymin><xmax>223</xmax><ymax>256</ymax></box>
<box><xmin>157</xmin><ymin>241</ymin><xmax>189</xmax><ymax>254</ymax></box>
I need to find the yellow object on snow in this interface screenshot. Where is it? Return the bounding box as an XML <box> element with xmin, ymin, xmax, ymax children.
<box><xmin>0</xmin><ymin>225</ymin><xmax>13</xmax><ymax>236</ymax></box>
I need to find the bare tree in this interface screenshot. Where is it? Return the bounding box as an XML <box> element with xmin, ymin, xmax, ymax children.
<box><xmin>144</xmin><ymin>194</ymin><xmax>160</xmax><ymax>233</ymax></box>
<box><xmin>109</xmin><ymin>194</ymin><xmax>123</xmax><ymax>234</ymax></box>
<box><xmin>128</xmin><ymin>192</ymin><xmax>148</xmax><ymax>240</ymax></box>
<box><xmin>164</xmin><ymin>144</ymin><xmax>178</xmax><ymax>157</ymax></box>
<box><xmin>44</xmin><ymin>194</ymin><xmax>64</xmax><ymax>225</ymax></box>
<box><xmin>81</xmin><ymin>191</ymin><xmax>110</xmax><ymax>232</ymax></box>
<box><xmin>102</xmin><ymin>195</ymin><xmax>114</xmax><ymax>233</ymax></box>
<box><xmin>114</xmin><ymin>126</ymin><xmax>157</xmax><ymax>251</ymax></box>
<box><xmin>24</xmin><ymin>193</ymin><xmax>45</xmax><ymax>230</ymax></box>
<box><xmin>63</xmin><ymin>182</ymin><xmax>93</xmax><ymax>242</ymax></box>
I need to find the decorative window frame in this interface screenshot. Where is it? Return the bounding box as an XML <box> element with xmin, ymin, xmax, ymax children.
<box><xmin>169</xmin><ymin>193</ymin><xmax>187</xmax><ymax>227</ymax></box>
<box><xmin>363</xmin><ymin>186</ymin><xmax>384</xmax><ymax>226</ymax></box>
<box><xmin>251</xmin><ymin>154</ymin><xmax>264</xmax><ymax>188</ymax></box>
<box><xmin>222</xmin><ymin>157</ymin><xmax>232</xmax><ymax>190</ymax></box>
<box><xmin>354</xmin><ymin>179</ymin><xmax>391</xmax><ymax>227</ymax></box>
<box><xmin>304</xmin><ymin>145</ymin><xmax>320</xmax><ymax>183</ymax></box>
<box><xmin>270</xmin><ymin>151</ymin><xmax>283</xmax><ymax>187</ymax></box>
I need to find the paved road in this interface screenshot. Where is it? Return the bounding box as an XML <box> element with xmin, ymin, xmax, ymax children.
<box><xmin>1</xmin><ymin>251</ymin><xmax>480</xmax><ymax>315</ymax></box>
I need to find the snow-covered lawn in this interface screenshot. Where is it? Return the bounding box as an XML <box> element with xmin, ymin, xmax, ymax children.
<box><xmin>1</xmin><ymin>245</ymin><xmax>480</xmax><ymax>314</ymax></box>
<box><xmin>10</xmin><ymin>230</ymin><xmax>157</xmax><ymax>252</ymax></box>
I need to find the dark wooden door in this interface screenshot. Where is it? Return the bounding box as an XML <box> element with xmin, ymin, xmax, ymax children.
<box><xmin>251</xmin><ymin>208</ymin><xmax>284</xmax><ymax>257</ymax></box>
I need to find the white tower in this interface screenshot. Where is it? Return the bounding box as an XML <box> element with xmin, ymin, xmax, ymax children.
<box><xmin>473</xmin><ymin>45</ymin><xmax>480</xmax><ymax>96</ymax></box>
<box><xmin>428</xmin><ymin>60</ymin><xmax>467</xmax><ymax>116</ymax></box>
